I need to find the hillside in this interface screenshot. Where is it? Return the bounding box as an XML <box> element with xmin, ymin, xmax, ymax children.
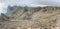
<box><xmin>0</xmin><ymin>6</ymin><xmax>60</xmax><ymax>29</ymax></box>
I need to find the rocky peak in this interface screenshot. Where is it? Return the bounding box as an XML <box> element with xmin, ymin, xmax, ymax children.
<box><xmin>0</xmin><ymin>6</ymin><xmax>60</xmax><ymax>29</ymax></box>
<box><xmin>6</xmin><ymin>6</ymin><xmax>60</xmax><ymax>20</ymax></box>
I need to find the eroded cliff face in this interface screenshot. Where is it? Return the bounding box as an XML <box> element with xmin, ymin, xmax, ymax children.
<box><xmin>0</xmin><ymin>6</ymin><xmax>60</xmax><ymax>29</ymax></box>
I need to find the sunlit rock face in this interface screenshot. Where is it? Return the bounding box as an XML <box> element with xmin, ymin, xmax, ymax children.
<box><xmin>7</xmin><ymin>6</ymin><xmax>60</xmax><ymax>19</ymax></box>
<box><xmin>0</xmin><ymin>6</ymin><xmax>60</xmax><ymax>29</ymax></box>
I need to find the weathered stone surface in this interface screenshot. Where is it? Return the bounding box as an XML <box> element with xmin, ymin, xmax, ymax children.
<box><xmin>0</xmin><ymin>6</ymin><xmax>60</xmax><ymax>29</ymax></box>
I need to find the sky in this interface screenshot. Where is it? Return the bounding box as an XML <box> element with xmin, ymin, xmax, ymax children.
<box><xmin>0</xmin><ymin>3</ymin><xmax>7</xmax><ymax>15</ymax></box>
<box><xmin>0</xmin><ymin>0</ymin><xmax>60</xmax><ymax>14</ymax></box>
<box><xmin>0</xmin><ymin>0</ymin><xmax>60</xmax><ymax>6</ymax></box>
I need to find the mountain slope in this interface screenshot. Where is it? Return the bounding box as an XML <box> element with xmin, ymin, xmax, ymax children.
<box><xmin>0</xmin><ymin>6</ymin><xmax>60</xmax><ymax>29</ymax></box>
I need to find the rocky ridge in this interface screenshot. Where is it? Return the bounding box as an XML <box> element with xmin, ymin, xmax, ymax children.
<box><xmin>0</xmin><ymin>6</ymin><xmax>60</xmax><ymax>29</ymax></box>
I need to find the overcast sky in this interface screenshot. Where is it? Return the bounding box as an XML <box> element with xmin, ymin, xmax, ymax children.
<box><xmin>0</xmin><ymin>0</ymin><xmax>60</xmax><ymax>14</ymax></box>
<box><xmin>0</xmin><ymin>0</ymin><xmax>60</xmax><ymax>6</ymax></box>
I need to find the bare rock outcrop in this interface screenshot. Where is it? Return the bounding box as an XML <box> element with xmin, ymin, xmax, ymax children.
<box><xmin>0</xmin><ymin>6</ymin><xmax>60</xmax><ymax>29</ymax></box>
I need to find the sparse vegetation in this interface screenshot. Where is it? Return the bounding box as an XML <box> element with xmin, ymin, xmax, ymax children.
<box><xmin>0</xmin><ymin>6</ymin><xmax>60</xmax><ymax>29</ymax></box>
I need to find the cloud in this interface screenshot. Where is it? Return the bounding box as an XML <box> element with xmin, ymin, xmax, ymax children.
<box><xmin>0</xmin><ymin>0</ymin><xmax>60</xmax><ymax>6</ymax></box>
<box><xmin>0</xmin><ymin>3</ymin><xmax>8</xmax><ymax>14</ymax></box>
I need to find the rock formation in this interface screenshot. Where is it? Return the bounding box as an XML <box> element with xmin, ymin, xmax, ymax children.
<box><xmin>0</xmin><ymin>6</ymin><xmax>60</xmax><ymax>29</ymax></box>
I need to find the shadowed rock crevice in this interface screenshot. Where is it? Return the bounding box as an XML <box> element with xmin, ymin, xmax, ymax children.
<box><xmin>0</xmin><ymin>13</ymin><xmax>10</xmax><ymax>21</ymax></box>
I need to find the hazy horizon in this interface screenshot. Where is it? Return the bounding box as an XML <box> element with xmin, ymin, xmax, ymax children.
<box><xmin>0</xmin><ymin>0</ymin><xmax>60</xmax><ymax>14</ymax></box>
